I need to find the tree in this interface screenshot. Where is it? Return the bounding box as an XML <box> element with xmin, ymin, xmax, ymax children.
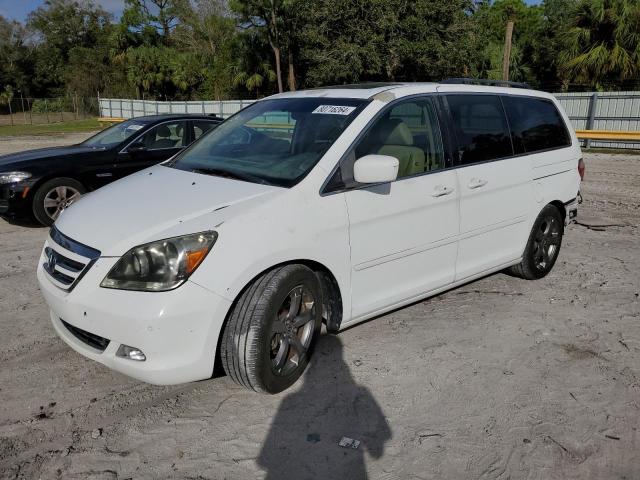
<box><xmin>230</xmin><ymin>29</ymin><xmax>277</xmax><ymax>97</ymax></box>
<box><xmin>290</xmin><ymin>0</ymin><xmax>475</xmax><ymax>88</ymax></box>
<box><xmin>559</xmin><ymin>0</ymin><xmax>640</xmax><ymax>90</ymax></box>
<box><xmin>27</xmin><ymin>0</ymin><xmax>113</xmax><ymax>96</ymax></box>
<box><xmin>173</xmin><ymin>0</ymin><xmax>237</xmax><ymax>99</ymax></box>
<box><xmin>0</xmin><ymin>85</ymin><xmax>15</xmax><ymax>125</ymax></box>
<box><xmin>122</xmin><ymin>0</ymin><xmax>185</xmax><ymax>40</ymax></box>
<box><xmin>0</xmin><ymin>16</ymin><xmax>32</xmax><ymax>95</ymax></box>
<box><xmin>528</xmin><ymin>0</ymin><xmax>577</xmax><ymax>90</ymax></box>
<box><xmin>231</xmin><ymin>0</ymin><xmax>296</xmax><ymax>93</ymax></box>
<box><xmin>470</xmin><ymin>0</ymin><xmax>543</xmax><ymax>84</ymax></box>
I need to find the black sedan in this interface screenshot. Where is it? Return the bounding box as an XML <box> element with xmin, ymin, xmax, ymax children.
<box><xmin>0</xmin><ymin>114</ymin><xmax>221</xmax><ymax>225</ymax></box>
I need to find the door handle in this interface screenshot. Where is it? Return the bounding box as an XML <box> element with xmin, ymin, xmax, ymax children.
<box><xmin>431</xmin><ymin>185</ymin><xmax>455</xmax><ymax>197</ymax></box>
<box><xmin>468</xmin><ymin>178</ymin><xmax>488</xmax><ymax>189</ymax></box>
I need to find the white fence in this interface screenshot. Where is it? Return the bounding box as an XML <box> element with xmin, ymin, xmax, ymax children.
<box><xmin>99</xmin><ymin>98</ymin><xmax>255</xmax><ymax>120</ymax></box>
<box><xmin>101</xmin><ymin>91</ymin><xmax>640</xmax><ymax>149</ymax></box>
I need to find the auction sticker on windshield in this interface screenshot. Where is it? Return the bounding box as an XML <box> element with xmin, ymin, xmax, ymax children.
<box><xmin>312</xmin><ymin>105</ymin><xmax>357</xmax><ymax>115</ymax></box>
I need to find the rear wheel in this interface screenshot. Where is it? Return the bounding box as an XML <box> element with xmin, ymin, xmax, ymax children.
<box><xmin>509</xmin><ymin>204</ymin><xmax>564</xmax><ymax>280</ymax></box>
<box><xmin>220</xmin><ymin>265</ymin><xmax>323</xmax><ymax>394</ymax></box>
<box><xmin>32</xmin><ymin>177</ymin><xmax>85</xmax><ymax>226</ymax></box>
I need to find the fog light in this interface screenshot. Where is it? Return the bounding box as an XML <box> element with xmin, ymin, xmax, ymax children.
<box><xmin>116</xmin><ymin>344</ymin><xmax>146</xmax><ymax>361</ymax></box>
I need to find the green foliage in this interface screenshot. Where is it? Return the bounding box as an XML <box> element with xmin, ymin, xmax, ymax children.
<box><xmin>31</xmin><ymin>97</ymin><xmax>73</xmax><ymax>113</ymax></box>
<box><xmin>559</xmin><ymin>0</ymin><xmax>640</xmax><ymax>89</ymax></box>
<box><xmin>3</xmin><ymin>0</ymin><xmax>640</xmax><ymax>99</ymax></box>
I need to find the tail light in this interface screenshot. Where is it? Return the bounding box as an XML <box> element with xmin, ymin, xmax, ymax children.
<box><xmin>578</xmin><ymin>158</ymin><xmax>585</xmax><ymax>180</ymax></box>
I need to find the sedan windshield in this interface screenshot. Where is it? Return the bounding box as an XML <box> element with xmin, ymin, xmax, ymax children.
<box><xmin>83</xmin><ymin>119</ymin><xmax>149</xmax><ymax>148</ymax></box>
<box><xmin>168</xmin><ymin>98</ymin><xmax>367</xmax><ymax>187</ymax></box>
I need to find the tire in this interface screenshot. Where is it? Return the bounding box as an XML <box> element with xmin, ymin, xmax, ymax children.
<box><xmin>509</xmin><ymin>204</ymin><xmax>564</xmax><ymax>280</ymax></box>
<box><xmin>220</xmin><ymin>264</ymin><xmax>323</xmax><ymax>394</ymax></box>
<box><xmin>32</xmin><ymin>177</ymin><xmax>86</xmax><ymax>226</ymax></box>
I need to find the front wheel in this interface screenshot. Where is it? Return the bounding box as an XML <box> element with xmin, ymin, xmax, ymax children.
<box><xmin>32</xmin><ymin>177</ymin><xmax>86</xmax><ymax>226</ymax></box>
<box><xmin>220</xmin><ymin>265</ymin><xmax>323</xmax><ymax>394</ymax></box>
<box><xmin>509</xmin><ymin>204</ymin><xmax>564</xmax><ymax>280</ymax></box>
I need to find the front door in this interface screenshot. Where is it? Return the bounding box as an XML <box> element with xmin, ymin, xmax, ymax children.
<box><xmin>116</xmin><ymin>120</ymin><xmax>188</xmax><ymax>179</ymax></box>
<box><xmin>332</xmin><ymin>96</ymin><xmax>459</xmax><ymax>320</ymax></box>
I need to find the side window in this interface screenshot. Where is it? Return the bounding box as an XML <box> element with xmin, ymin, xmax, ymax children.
<box><xmin>137</xmin><ymin>121</ymin><xmax>187</xmax><ymax>150</ymax></box>
<box><xmin>502</xmin><ymin>96</ymin><xmax>571</xmax><ymax>154</ymax></box>
<box><xmin>446</xmin><ymin>95</ymin><xmax>513</xmax><ymax>165</ymax></box>
<box><xmin>193</xmin><ymin>120</ymin><xmax>218</xmax><ymax>140</ymax></box>
<box><xmin>326</xmin><ymin>97</ymin><xmax>444</xmax><ymax>191</ymax></box>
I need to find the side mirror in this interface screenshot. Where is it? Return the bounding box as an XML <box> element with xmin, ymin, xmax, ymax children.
<box><xmin>127</xmin><ymin>142</ymin><xmax>147</xmax><ymax>154</ymax></box>
<box><xmin>353</xmin><ymin>154</ymin><xmax>399</xmax><ymax>184</ymax></box>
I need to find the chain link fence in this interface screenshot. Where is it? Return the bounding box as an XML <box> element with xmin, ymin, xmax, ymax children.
<box><xmin>0</xmin><ymin>96</ymin><xmax>99</xmax><ymax>126</ymax></box>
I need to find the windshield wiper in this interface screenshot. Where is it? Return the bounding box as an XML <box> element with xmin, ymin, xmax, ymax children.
<box><xmin>191</xmin><ymin>167</ymin><xmax>271</xmax><ymax>185</ymax></box>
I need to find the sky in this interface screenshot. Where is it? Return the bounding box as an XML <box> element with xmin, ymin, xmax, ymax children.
<box><xmin>0</xmin><ymin>0</ymin><xmax>543</xmax><ymax>22</ymax></box>
<box><xmin>0</xmin><ymin>0</ymin><xmax>126</xmax><ymax>21</ymax></box>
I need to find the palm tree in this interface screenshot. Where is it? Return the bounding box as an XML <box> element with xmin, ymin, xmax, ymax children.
<box><xmin>560</xmin><ymin>0</ymin><xmax>640</xmax><ymax>89</ymax></box>
<box><xmin>232</xmin><ymin>61</ymin><xmax>277</xmax><ymax>98</ymax></box>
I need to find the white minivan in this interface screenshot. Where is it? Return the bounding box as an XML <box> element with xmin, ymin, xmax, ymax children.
<box><xmin>37</xmin><ymin>81</ymin><xmax>583</xmax><ymax>393</ymax></box>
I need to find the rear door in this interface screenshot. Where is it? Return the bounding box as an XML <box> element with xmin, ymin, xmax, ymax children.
<box><xmin>441</xmin><ymin>92</ymin><xmax>533</xmax><ymax>280</ymax></box>
<box><xmin>327</xmin><ymin>96</ymin><xmax>459</xmax><ymax>320</ymax></box>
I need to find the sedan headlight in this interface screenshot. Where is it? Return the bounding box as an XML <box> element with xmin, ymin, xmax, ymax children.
<box><xmin>101</xmin><ymin>231</ymin><xmax>217</xmax><ymax>292</ymax></box>
<box><xmin>0</xmin><ymin>171</ymin><xmax>32</xmax><ymax>184</ymax></box>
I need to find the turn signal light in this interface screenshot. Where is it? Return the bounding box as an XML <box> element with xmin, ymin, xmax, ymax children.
<box><xmin>116</xmin><ymin>344</ymin><xmax>146</xmax><ymax>361</ymax></box>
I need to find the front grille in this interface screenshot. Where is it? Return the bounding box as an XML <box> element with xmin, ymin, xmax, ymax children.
<box><xmin>61</xmin><ymin>319</ymin><xmax>110</xmax><ymax>351</ymax></box>
<box><xmin>43</xmin><ymin>227</ymin><xmax>101</xmax><ymax>291</ymax></box>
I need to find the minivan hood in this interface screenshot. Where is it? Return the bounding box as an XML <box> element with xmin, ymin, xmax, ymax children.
<box><xmin>55</xmin><ymin>165</ymin><xmax>281</xmax><ymax>256</ymax></box>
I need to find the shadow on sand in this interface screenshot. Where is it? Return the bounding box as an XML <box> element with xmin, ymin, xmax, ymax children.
<box><xmin>257</xmin><ymin>335</ymin><xmax>391</xmax><ymax>480</ymax></box>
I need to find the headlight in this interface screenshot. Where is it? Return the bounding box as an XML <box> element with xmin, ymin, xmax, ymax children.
<box><xmin>101</xmin><ymin>231</ymin><xmax>217</xmax><ymax>291</ymax></box>
<box><xmin>0</xmin><ymin>171</ymin><xmax>32</xmax><ymax>184</ymax></box>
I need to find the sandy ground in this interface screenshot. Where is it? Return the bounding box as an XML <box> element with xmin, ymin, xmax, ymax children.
<box><xmin>0</xmin><ymin>134</ymin><xmax>639</xmax><ymax>480</ymax></box>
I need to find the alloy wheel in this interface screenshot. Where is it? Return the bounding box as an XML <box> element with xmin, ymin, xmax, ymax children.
<box><xmin>269</xmin><ymin>285</ymin><xmax>316</xmax><ymax>376</ymax></box>
<box><xmin>43</xmin><ymin>186</ymin><xmax>82</xmax><ymax>221</ymax></box>
<box><xmin>532</xmin><ymin>215</ymin><xmax>561</xmax><ymax>271</ymax></box>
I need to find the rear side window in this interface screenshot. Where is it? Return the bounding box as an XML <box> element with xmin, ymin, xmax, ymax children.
<box><xmin>446</xmin><ymin>95</ymin><xmax>513</xmax><ymax>165</ymax></box>
<box><xmin>502</xmin><ymin>96</ymin><xmax>571</xmax><ymax>154</ymax></box>
<box><xmin>193</xmin><ymin>120</ymin><xmax>218</xmax><ymax>140</ymax></box>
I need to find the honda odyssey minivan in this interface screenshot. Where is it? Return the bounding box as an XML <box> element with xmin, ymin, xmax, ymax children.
<box><xmin>37</xmin><ymin>81</ymin><xmax>583</xmax><ymax>394</ymax></box>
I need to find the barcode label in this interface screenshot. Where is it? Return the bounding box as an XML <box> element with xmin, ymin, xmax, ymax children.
<box><xmin>312</xmin><ymin>105</ymin><xmax>357</xmax><ymax>115</ymax></box>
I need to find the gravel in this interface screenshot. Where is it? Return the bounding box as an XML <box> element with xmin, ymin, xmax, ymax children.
<box><xmin>0</xmin><ymin>134</ymin><xmax>638</xmax><ymax>479</ymax></box>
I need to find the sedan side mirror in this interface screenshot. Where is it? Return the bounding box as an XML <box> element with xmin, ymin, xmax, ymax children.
<box><xmin>353</xmin><ymin>154</ymin><xmax>399</xmax><ymax>184</ymax></box>
<box><xmin>127</xmin><ymin>142</ymin><xmax>147</xmax><ymax>154</ymax></box>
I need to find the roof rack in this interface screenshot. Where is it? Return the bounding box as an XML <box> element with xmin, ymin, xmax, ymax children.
<box><xmin>440</xmin><ymin>77</ymin><xmax>532</xmax><ymax>89</ymax></box>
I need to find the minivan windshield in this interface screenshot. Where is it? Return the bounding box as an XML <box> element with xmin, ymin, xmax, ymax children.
<box><xmin>168</xmin><ymin>97</ymin><xmax>367</xmax><ymax>187</ymax></box>
<box><xmin>83</xmin><ymin>119</ymin><xmax>148</xmax><ymax>148</ymax></box>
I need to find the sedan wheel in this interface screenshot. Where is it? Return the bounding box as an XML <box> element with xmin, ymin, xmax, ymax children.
<box><xmin>32</xmin><ymin>177</ymin><xmax>86</xmax><ymax>226</ymax></box>
<box><xmin>43</xmin><ymin>185</ymin><xmax>82</xmax><ymax>221</ymax></box>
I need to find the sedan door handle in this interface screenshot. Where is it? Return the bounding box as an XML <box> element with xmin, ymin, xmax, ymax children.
<box><xmin>468</xmin><ymin>178</ymin><xmax>488</xmax><ymax>189</ymax></box>
<box><xmin>431</xmin><ymin>185</ymin><xmax>455</xmax><ymax>197</ymax></box>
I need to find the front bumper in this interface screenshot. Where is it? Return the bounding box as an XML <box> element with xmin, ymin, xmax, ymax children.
<box><xmin>37</xmin><ymin>248</ymin><xmax>232</xmax><ymax>385</ymax></box>
<box><xmin>0</xmin><ymin>182</ymin><xmax>32</xmax><ymax>217</ymax></box>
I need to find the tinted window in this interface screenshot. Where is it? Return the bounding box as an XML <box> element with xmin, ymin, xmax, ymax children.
<box><xmin>137</xmin><ymin>121</ymin><xmax>187</xmax><ymax>150</ymax></box>
<box><xmin>502</xmin><ymin>96</ymin><xmax>571</xmax><ymax>153</ymax></box>
<box><xmin>446</xmin><ymin>95</ymin><xmax>513</xmax><ymax>164</ymax></box>
<box><xmin>325</xmin><ymin>97</ymin><xmax>444</xmax><ymax>191</ymax></box>
<box><xmin>193</xmin><ymin>120</ymin><xmax>218</xmax><ymax>140</ymax></box>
